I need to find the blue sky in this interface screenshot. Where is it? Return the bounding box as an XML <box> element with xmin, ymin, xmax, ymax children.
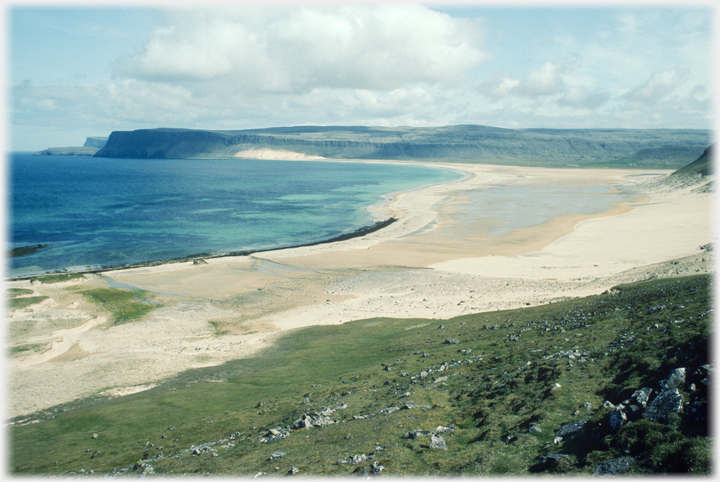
<box><xmin>6</xmin><ymin>3</ymin><xmax>715</xmax><ymax>151</ymax></box>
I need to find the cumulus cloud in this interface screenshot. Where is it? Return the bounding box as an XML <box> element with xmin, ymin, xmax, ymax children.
<box><xmin>557</xmin><ymin>86</ymin><xmax>610</xmax><ymax>109</ymax></box>
<box><xmin>511</xmin><ymin>61</ymin><xmax>566</xmax><ymax>97</ymax></box>
<box><xmin>115</xmin><ymin>6</ymin><xmax>489</xmax><ymax>94</ymax></box>
<box><xmin>624</xmin><ymin>68</ymin><xmax>686</xmax><ymax>104</ymax></box>
<box><xmin>478</xmin><ymin>62</ymin><xmax>567</xmax><ymax>99</ymax></box>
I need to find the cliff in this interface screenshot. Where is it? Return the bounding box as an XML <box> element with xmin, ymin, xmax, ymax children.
<box><xmin>94</xmin><ymin>125</ymin><xmax>712</xmax><ymax>167</ymax></box>
<box><xmin>84</xmin><ymin>137</ymin><xmax>108</xmax><ymax>148</ymax></box>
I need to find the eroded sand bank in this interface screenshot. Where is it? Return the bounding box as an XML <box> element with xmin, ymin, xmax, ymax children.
<box><xmin>5</xmin><ymin>161</ymin><xmax>714</xmax><ymax>420</ymax></box>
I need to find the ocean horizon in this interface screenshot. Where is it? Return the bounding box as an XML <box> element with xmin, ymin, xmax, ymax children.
<box><xmin>7</xmin><ymin>154</ymin><xmax>464</xmax><ymax>277</ymax></box>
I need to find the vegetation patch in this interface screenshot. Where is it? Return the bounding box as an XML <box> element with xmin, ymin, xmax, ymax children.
<box><xmin>82</xmin><ymin>288</ymin><xmax>159</xmax><ymax>325</ymax></box>
<box><xmin>9</xmin><ymin>275</ymin><xmax>711</xmax><ymax>476</ymax></box>
<box><xmin>8</xmin><ymin>296</ymin><xmax>49</xmax><ymax>311</ymax></box>
<box><xmin>6</xmin><ymin>288</ymin><xmax>35</xmax><ymax>298</ymax></box>
<box><xmin>33</xmin><ymin>273</ymin><xmax>86</xmax><ymax>284</ymax></box>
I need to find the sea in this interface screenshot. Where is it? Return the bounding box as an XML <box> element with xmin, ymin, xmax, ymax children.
<box><xmin>7</xmin><ymin>154</ymin><xmax>465</xmax><ymax>277</ymax></box>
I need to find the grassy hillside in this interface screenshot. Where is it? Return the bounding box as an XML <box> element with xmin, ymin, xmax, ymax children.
<box><xmin>9</xmin><ymin>274</ymin><xmax>711</xmax><ymax>476</ymax></box>
<box><xmin>672</xmin><ymin>144</ymin><xmax>713</xmax><ymax>177</ymax></box>
<box><xmin>92</xmin><ymin>125</ymin><xmax>711</xmax><ymax>168</ymax></box>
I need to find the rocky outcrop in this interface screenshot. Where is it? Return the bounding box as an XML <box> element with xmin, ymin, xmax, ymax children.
<box><xmin>83</xmin><ymin>137</ymin><xmax>108</xmax><ymax>148</ymax></box>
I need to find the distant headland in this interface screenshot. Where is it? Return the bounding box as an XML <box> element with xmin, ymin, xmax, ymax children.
<box><xmin>35</xmin><ymin>125</ymin><xmax>712</xmax><ymax>168</ymax></box>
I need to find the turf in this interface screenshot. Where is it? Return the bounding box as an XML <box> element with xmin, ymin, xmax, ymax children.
<box><xmin>8</xmin><ymin>274</ymin><xmax>712</xmax><ymax>476</ymax></box>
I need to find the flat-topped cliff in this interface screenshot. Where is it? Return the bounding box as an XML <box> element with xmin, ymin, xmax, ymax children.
<box><xmin>91</xmin><ymin>125</ymin><xmax>712</xmax><ymax>167</ymax></box>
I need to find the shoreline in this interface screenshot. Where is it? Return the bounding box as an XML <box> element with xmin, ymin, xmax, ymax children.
<box><xmin>7</xmin><ymin>157</ymin><xmax>470</xmax><ymax>281</ymax></box>
<box><xmin>5</xmin><ymin>160</ymin><xmax>714</xmax><ymax>419</ymax></box>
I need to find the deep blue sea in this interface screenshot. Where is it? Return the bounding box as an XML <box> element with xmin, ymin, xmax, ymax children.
<box><xmin>7</xmin><ymin>154</ymin><xmax>464</xmax><ymax>277</ymax></box>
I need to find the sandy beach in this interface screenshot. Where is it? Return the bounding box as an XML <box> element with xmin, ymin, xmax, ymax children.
<box><xmin>5</xmin><ymin>161</ymin><xmax>714</xmax><ymax>420</ymax></box>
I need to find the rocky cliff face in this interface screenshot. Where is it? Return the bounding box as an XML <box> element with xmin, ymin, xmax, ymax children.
<box><xmin>93</xmin><ymin>126</ymin><xmax>712</xmax><ymax>167</ymax></box>
<box><xmin>83</xmin><ymin>137</ymin><xmax>108</xmax><ymax>148</ymax></box>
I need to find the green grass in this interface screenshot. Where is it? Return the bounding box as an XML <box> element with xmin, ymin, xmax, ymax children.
<box><xmin>6</xmin><ymin>288</ymin><xmax>35</xmax><ymax>298</ymax></box>
<box><xmin>32</xmin><ymin>273</ymin><xmax>86</xmax><ymax>284</ymax></box>
<box><xmin>9</xmin><ymin>274</ymin><xmax>711</xmax><ymax>476</ymax></box>
<box><xmin>81</xmin><ymin>288</ymin><xmax>159</xmax><ymax>325</ymax></box>
<box><xmin>7</xmin><ymin>296</ymin><xmax>49</xmax><ymax>310</ymax></box>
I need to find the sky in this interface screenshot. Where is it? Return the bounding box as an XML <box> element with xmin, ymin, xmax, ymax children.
<box><xmin>4</xmin><ymin>2</ymin><xmax>716</xmax><ymax>151</ymax></box>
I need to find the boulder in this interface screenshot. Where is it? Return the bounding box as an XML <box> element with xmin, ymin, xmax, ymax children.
<box><xmin>444</xmin><ymin>338</ymin><xmax>460</xmax><ymax>345</ymax></box>
<box><xmin>554</xmin><ymin>419</ymin><xmax>587</xmax><ymax>437</ymax></box>
<box><xmin>643</xmin><ymin>389</ymin><xmax>684</xmax><ymax>423</ymax></box>
<box><xmin>592</xmin><ymin>457</ymin><xmax>634</xmax><ymax>475</ymax></box>
<box><xmin>606</xmin><ymin>409</ymin><xmax>626</xmax><ymax>432</ymax></box>
<box><xmin>404</xmin><ymin>430</ymin><xmax>431</xmax><ymax>439</ymax></box>
<box><xmin>291</xmin><ymin>411</ymin><xmax>333</xmax><ymax>429</ymax></box>
<box><xmin>429</xmin><ymin>434</ymin><xmax>447</xmax><ymax>450</ymax></box>
<box><xmin>631</xmin><ymin>387</ymin><xmax>653</xmax><ymax>407</ymax></box>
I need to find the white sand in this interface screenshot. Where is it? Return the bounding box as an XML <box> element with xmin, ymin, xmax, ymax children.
<box><xmin>5</xmin><ymin>161</ymin><xmax>714</xmax><ymax>419</ymax></box>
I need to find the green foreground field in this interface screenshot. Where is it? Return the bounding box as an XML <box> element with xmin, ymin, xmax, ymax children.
<box><xmin>9</xmin><ymin>274</ymin><xmax>712</xmax><ymax>476</ymax></box>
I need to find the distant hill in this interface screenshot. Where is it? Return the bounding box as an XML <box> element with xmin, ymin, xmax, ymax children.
<box><xmin>91</xmin><ymin>125</ymin><xmax>711</xmax><ymax>168</ymax></box>
<box><xmin>671</xmin><ymin>144</ymin><xmax>713</xmax><ymax>177</ymax></box>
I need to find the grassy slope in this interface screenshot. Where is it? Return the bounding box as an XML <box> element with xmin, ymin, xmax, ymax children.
<box><xmin>9</xmin><ymin>274</ymin><xmax>711</xmax><ymax>476</ymax></box>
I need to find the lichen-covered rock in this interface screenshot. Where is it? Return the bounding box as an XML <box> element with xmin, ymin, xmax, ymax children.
<box><xmin>643</xmin><ymin>389</ymin><xmax>684</xmax><ymax>423</ymax></box>
<box><xmin>429</xmin><ymin>434</ymin><xmax>447</xmax><ymax>450</ymax></box>
<box><xmin>631</xmin><ymin>387</ymin><xmax>653</xmax><ymax>407</ymax></box>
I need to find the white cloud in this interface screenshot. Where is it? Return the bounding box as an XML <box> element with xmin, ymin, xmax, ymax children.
<box><xmin>511</xmin><ymin>61</ymin><xmax>566</xmax><ymax>97</ymax></box>
<box><xmin>115</xmin><ymin>6</ymin><xmax>489</xmax><ymax>94</ymax></box>
<box><xmin>624</xmin><ymin>68</ymin><xmax>686</xmax><ymax>104</ymax></box>
<box><xmin>557</xmin><ymin>86</ymin><xmax>610</xmax><ymax>110</ymax></box>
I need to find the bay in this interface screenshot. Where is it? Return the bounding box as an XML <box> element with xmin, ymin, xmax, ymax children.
<box><xmin>8</xmin><ymin>154</ymin><xmax>464</xmax><ymax>277</ymax></box>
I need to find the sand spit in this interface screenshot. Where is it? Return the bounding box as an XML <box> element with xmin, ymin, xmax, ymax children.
<box><xmin>5</xmin><ymin>162</ymin><xmax>714</xmax><ymax>419</ymax></box>
<box><xmin>232</xmin><ymin>147</ymin><xmax>325</xmax><ymax>160</ymax></box>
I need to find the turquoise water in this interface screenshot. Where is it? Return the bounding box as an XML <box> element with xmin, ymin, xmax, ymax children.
<box><xmin>8</xmin><ymin>154</ymin><xmax>464</xmax><ymax>277</ymax></box>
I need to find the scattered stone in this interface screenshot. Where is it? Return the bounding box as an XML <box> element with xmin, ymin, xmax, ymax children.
<box><xmin>644</xmin><ymin>389</ymin><xmax>684</xmax><ymax>423</ymax></box>
<box><xmin>444</xmin><ymin>338</ymin><xmax>460</xmax><ymax>345</ymax></box>
<box><xmin>429</xmin><ymin>434</ymin><xmax>447</xmax><ymax>450</ymax></box>
<box><xmin>437</xmin><ymin>325</ymin><xmax>445</xmax><ymax>330</ymax></box>
<box><xmin>253</xmin><ymin>472</ymin><xmax>266</xmax><ymax>478</ymax></box>
<box><xmin>379</xmin><ymin>406</ymin><xmax>400</xmax><ymax>414</ymax></box>
<box><xmin>592</xmin><ymin>457</ymin><xmax>634</xmax><ymax>475</ymax></box>
<box><xmin>371</xmin><ymin>461</ymin><xmax>385</xmax><ymax>474</ymax></box>
<box><xmin>291</xmin><ymin>411</ymin><xmax>334</xmax><ymax>429</ymax></box>
<box><xmin>553</xmin><ymin>436</ymin><xmax>563</xmax><ymax>444</ymax></box>
<box><xmin>504</xmin><ymin>434</ymin><xmax>517</xmax><ymax>444</ymax></box>
<box><xmin>529</xmin><ymin>425</ymin><xmax>542</xmax><ymax>433</ymax></box>
<box><xmin>551</xmin><ymin>383</ymin><xmax>562</xmax><ymax>391</ymax></box>
<box><xmin>538</xmin><ymin>453</ymin><xmax>568</xmax><ymax>463</ymax></box>
<box><xmin>269</xmin><ymin>452</ymin><xmax>286</xmax><ymax>460</ymax></box>
<box><xmin>403</xmin><ymin>430</ymin><xmax>431</xmax><ymax>439</ymax></box>
<box><xmin>286</xmin><ymin>467</ymin><xmax>299</xmax><ymax>476</ymax></box>
<box><xmin>434</xmin><ymin>425</ymin><xmax>454</xmax><ymax>434</ymax></box>
<box><xmin>351</xmin><ymin>454</ymin><xmax>368</xmax><ymax>464</ymax></box>
<box><xmin>603</xmin><ymin>401</ymin><xmax>615</xmax><ymax>409</ymax></box>
<box><xmin>91</xmin><ymin>433</ymin><xmax>98</xmax><ymax>439</ymax></box>
<box><xmin>400</xmin><ymin>391</ymin><xmax>412</xmax><ymax>398</ymax></box>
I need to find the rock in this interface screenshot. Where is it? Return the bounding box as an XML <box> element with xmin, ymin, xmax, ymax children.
<box><xmin>403</xmin><ymin>430</ymin><xmax>431</xmax><ymax>439</ymax></box>
<box><xmin>437</xmin><ymin>325</ymin><xmax>445</xmax><ymax>330</ymax></box>
<box><xmin>379</xmin><ymin>406</ymin><xmax>399</xmax><ymax>414</ymax></box>
<box><xmin>553</xmin><ymin>436</ymin><xmax>563</xmax><ymax>444</ymax></box>
<box><xmin>91</xmin><ymin>433</ymin><xmax>98</xmax><ymax>439</ymax></box>
<box><xmin>582</xmin><ymin>402</ymin><xmax>593</xmax><ymax>411</ymax></box>
<box><xmin>400</xmin><ymin>391</ymin><xmax>412</xmax><ymax>398</ymax></box>
<box><xmin>286</xmin><ymin>467</ymin><xmax>299</xmax><ymax>476</ymax></box>
<box><xmin>371</xmin><ymin>461</ymin><xmax>385</xmax><ymax>474</ymax></box>
<box><xmin>291</xmin><ymin>411</ymin><xmax>334</xmax><ymax>429</ymax></box>
<box><xmin>551</xmin><ymin>383</ymin><xmax>562</xmax><ymax>391</ymax></box>
<box><xmin>351</xmin><ymin>454</ymin><xmax>367</xmax><ymax>464</ymax></box>
<box><xmin>554</xmin><ymin>419</ymin><xmax>587</xmax><ymax>437</ymax></box>
<box><xmin>606</xmin><ymin>409</ymin><xmax>627</xmax><ymax>432</ymax></box>
<box><xmin>433</xmin><ymin>425</ymin><xmax>454</xmax><ymax>434</ymax></box>
<box><xmin>529</xmin><ymin>425</ymin><xmax>542</xmax><ymax>433</ymax></box>
<box><xmin>592</xmin><ymin>457</ymin><xmax>634</xmax><ymax>475</ymax></box>
<box><xmin>631</xmin><ymin>388</ymin><xmax>653</xmax><ymax>407</ymax></box>
<box><xmin>666</xmin><ymin>368</ymin><xmax>686</xmax><ymax>390</ymax></box>
<box><xmin>269</xmin><ymin>452</ymin><xmax>286</xmax><ymax>460</ymax></box>
<box><xmin>603</xmin><ymin>401</ymin><xmax>615</xmax><ymax>409</ymax></box>
<box><xmin>429</xmin><ymin>434</ymin><xmax>447</xmax><ymax>450</ymax></box>
<box><xmin>644</xmin><ymin>389</ymin><xmax>684</xmax><ymax>423</ymax></box>
<box><xmin>504</xmin><ymin>434</ymin><xmax>517</xmax><ymax>444</ymax></box>
<box><xmin>444</xmin><ymin>338</ymin><xmax>460</xmax><ymax>344</ymax></box>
